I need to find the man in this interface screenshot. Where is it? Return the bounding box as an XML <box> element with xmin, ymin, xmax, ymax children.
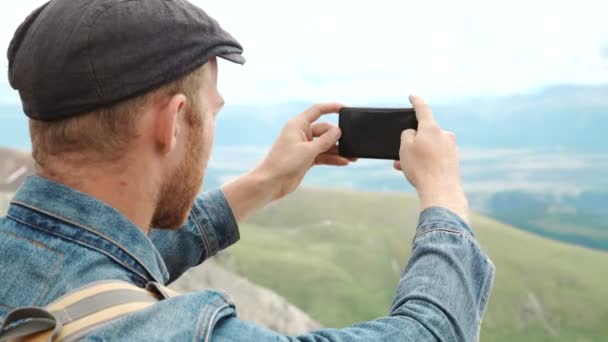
<box><xmin>0</xmin><ymin>0</ymin><xmax>494</xmax><ymax>341</ymax></box>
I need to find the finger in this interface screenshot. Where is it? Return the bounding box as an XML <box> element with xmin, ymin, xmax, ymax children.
<box><xmin>315</xmin><ymin>154</ymin><xmax>351</xmax><ymax>166</ymax></box>
<box><xmin>401</xmin><ymin>129</ymin><xmax>416</xmax><ymax>145</ymax></box>
<box><xmin>317</xmin><ymin>145</ymin><xmax>343</xmax><ymax>156</ymax></box>
<box><xmin>444</xmin><ymin>130</ymin><xmax>457</xmax><ymax>143</ymax></box>
<box><xmin>409</xmin><ymin>95</ymin><xmax>437</xmax><ymax>127</ymax></box>
<box><xmin>317</xmin><ymin>150</ymin><xmax>356</xmax><ymax>161</ymax></box>
<box><xmin>311</xmin><ymin>125</ymin><xmax>342</xmax><ymax>153</ymax></box>
<box><xmin>301</xmin><ymin>103</ymin><xmax>344</xmax><ymax>123</ymax></box>
<box><xmin>323</xmin><ymin>146</ymin><xmax>357</xmax><ymax>161</ymax></box>
<box><xmin>326</xmin><ymin>145</ymin><xmax>339</xmax><ymax>155</ymax></box>
<box><xmin>393</xmin><ymin>160</ymin><xmax>403</xmax><ymax>171</ymax></box>
<box><xmin>311</xmin><ymin>122</ymin><xmax>336</xmax><ymax>138</ymax></box>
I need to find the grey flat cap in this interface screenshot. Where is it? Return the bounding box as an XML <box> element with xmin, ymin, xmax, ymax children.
<box><xmin>8</xmin><ymin>0</ymin><xmax>245</xmax><ymax>121</ymax></box>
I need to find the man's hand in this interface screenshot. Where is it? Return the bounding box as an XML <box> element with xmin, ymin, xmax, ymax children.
<box><xmin>394</xmin><ymin>95</ymin><xmax>470</xmax><ymax>223</ymax></box>
<box><xmin>256</xmin><ymin>103</ymin><xmax>355</xmax><ymax>200</ymax></box>
<box><xmin>222</xmin><ymin>103</ymin><xmax>355</xmax><ymax>222</ymax></box>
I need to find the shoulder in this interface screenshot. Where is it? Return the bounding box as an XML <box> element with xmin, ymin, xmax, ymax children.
<box><xmin>82</xmin><ymin>290</ymin><xmax>236</xmax><ymax>342</ymax></box>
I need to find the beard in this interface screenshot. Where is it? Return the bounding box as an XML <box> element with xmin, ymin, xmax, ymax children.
<box><xmin>150</xmin><ymin>110</ymin><xmax>206</xmax><ymax>230</ymax></box>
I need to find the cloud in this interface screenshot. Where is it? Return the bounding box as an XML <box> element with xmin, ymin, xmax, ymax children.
<box><xmin>601</xmin><ymin>43</ymin><xmax>608</xmax><ymax>59</ymax></box>
<box><xmin>3</xmin><ymin>0</ymin><xmax>608</xmax><ymax>105</ymax></box>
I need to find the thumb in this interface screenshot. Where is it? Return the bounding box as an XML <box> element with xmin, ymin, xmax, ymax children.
<box><xmin>311</xmin><ymin>127</ymin><xmax>342</xmax><ymax>153</ymax></box>
<box><xmin>401</xmin><ymin>129</ymin><xmax>416</xmax><ymax>145</ymax></box>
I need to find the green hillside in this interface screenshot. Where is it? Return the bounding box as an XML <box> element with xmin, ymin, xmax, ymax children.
<box><xmin>221</xmin><ymin>188</ymin><xmax>608</xmax><ymax>342</ymax></box>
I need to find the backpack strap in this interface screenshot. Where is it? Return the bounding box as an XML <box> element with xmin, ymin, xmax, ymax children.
<box><xmin>0</xmin><ymin>280</ymin><xmax>179</xmax><ymax>342</ymax></box>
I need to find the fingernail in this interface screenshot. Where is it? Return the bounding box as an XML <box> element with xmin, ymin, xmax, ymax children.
<box><xmin>333</xmin><ymin>128</ymin><xmax>342</xmax><ymax>139</ymax></box>
<box><xmin>409</xmin><ymin>95</ymin><xmax>416</xmax><ymax>103</ymax></box>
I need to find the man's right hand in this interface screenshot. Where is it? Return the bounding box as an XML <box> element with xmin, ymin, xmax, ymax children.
<box><xmin>394</xmin><ymin>95</ymin><xmax>470</xmax><ymax>223</ymax></box>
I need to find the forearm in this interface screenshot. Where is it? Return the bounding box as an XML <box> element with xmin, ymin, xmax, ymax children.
<box><xmin>389</xmin><ymin>207</ymin><xmax>495</xmax><ymax>341</ymax></box>
<box><xmin>221</xmin><ymin>169</ymin><xmax>280</xmax><ymax>223</ymax></box>
<box><xmin>213</xmin><ymin>207</ymin><xmax>495</xmax><ymax>341</ymax></box>
<box><xmin>418</xmin><ymin>185</ymin><xmax>470</xmax><ymax>225</ymax></box>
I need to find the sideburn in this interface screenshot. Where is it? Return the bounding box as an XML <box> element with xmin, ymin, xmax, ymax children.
<box><xmin>150</xmin><ymin>109</ymin><xmax>205</xmax><ymax>230</ymax></box>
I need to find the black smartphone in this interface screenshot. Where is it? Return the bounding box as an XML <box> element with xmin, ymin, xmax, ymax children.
<box><xmin>338</xmin><ymin>107</ymin><xmax>418</xmax><ymax>160</ymax></box>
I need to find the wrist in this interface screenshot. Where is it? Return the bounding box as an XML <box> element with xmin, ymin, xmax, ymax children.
<box><xmin>418</xmin><ymin>185</ymin><xmax>470</xmax><ymax>224</ymax></box>
<box><xmin>221</xmin><ymin>168</ymin><xmax>280</xmax><ymax>223</ymax></box>
<box><xmin>248</xmin><ymin>166</ymin><xmax>283</xmax><ymax>202</ymax></box>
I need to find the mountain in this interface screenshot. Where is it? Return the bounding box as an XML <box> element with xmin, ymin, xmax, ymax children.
<box><xmin>207</xmin><ymin>84</ymin><xmax>608</xmax><ymax>152</ymax></box>
<box><xmin>474</xmin><ymin>190</ymin><xmax>608</xmax><ymax>251</ymax></box>
<box><xmin>435</xmin><ymin>84</ymin><xmax>608</xmax><ymax>152</ymax></box>
<box><xmin>5</xmin><ymin>83</ymin><xmax>605</xmax><ymax>151</ymax></box>
<box><xmin>220</xmin><ymin>188</ymin><xmax>608</xmax><ymax>342</ymax></box>
<box><xmin>0</xmin><ymin>147</ymin><xmax>34</xmax><ymax>192</ymax></box>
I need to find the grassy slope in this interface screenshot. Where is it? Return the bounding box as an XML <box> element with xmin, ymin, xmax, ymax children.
<box><xmin>222</xmin><ymin>188</ymin><xmax>608</xmax><ymax>342</ymax></box>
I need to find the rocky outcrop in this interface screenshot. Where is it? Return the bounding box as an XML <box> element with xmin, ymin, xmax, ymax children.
<box><xmin>170</xmin><ymin>258</ymin><xmax>322</xmax><ymax>335</ymax></box>
<box><xmin>0</xmin><ymin>193</ymin><xmax>11</xmax><ymax>216</ymax></box>
<box><xmin>0</xmin><ymin>147</ymin><xmax>34</xmax><ymax>192</ymax></box>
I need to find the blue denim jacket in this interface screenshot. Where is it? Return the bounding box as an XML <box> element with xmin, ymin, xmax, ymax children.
<box><xmin>0</xmin><ymin>176</ymin><xmax>494</xmax><ymax>341</ymax></box>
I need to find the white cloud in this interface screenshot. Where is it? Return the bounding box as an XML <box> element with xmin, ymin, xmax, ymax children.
<box><xmin>601</xmin><ymin>43</ymin><xmax>608</xmax><ymax>59</ymax></box>
<box><xmin>2</xmin><ymin>0</ymin><xmax>608</xmax><ymax>105</ymax></box>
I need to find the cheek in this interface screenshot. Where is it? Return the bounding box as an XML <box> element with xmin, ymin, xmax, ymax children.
<box><xmin>201</xmin><ymin>117</ymin><xmax>215</xmax><ymax>156</ymax></box>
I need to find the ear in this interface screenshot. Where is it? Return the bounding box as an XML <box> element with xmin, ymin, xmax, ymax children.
<box><xmin>155</xmin><ymin>94</ymin><xmax>187</xmax><ymax>155</ymax></box>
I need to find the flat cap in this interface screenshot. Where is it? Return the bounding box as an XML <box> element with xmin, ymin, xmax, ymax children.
<box><xmin>8</xmin><ymin>0</ymin><xmax>245</xmax><ymax>121</ymax></box>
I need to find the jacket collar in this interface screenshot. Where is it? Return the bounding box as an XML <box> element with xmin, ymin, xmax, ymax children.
<box><xmin>9</xmin><ymin>175</ymin><xmax>169</xmax><ymax>284</ymax></box>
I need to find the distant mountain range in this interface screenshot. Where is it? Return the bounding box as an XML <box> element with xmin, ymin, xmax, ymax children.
<box><xmin>2</xmin><ymin>83</ymin><xmax>606</xmax><ymax>151</ymax></box>
<box><xmin>204</xmin><ymin>83</ymin><xmax>608</xmax><ymax>152</ymax></box>
<box><xmin>1</xmin><ymin>83</ymin><xmax>606</xmax><ymax>251</ymax></box>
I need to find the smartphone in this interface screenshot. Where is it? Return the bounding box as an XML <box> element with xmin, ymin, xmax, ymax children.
<box><xmin>338</xmin><ymin>107</ymin><xmax>418</xmax><ymax>160</ymax></box>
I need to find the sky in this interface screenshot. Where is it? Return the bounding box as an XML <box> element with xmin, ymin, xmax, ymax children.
<box><xmin>1</xmin><ymin>0</ymin><xmax>608</xmax><ymax>105</ymax></box>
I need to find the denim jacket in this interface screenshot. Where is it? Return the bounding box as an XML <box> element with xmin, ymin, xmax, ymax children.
<box><xmin>0</xmin><ymin>176</ymin><xmax>495</xmax><ymax>341</ymax></box>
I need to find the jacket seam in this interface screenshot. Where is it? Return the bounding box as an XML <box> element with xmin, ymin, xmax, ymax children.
<box><xmin>195</xmin><ymin>299</ymin><xmax>216</xmax><ymax>341</ymax></box>
<box><xmin>477</xmin><ymin>261</ymin><xmax>495</xmax><ymax>327</ymax></box>
<box><xmin>10</xmin><ymin>200</ymin><xmax>162</xmax><ymax>284</ymax></box>
<box><xmin>6</xmin><ymin>212</ymin><xmax>149</xmax><ymax>284</ymax></box>
<box><xmin>0</xmin><ymin>230</ymin><xmax>64</xmax><ymax>306</ymax></box>
<box><xmin>192</xmin><ymin>201</ymin><xmax>213</xmax><ymax>261</ymax></box>
<box><xmin>415</xmin><ymin>227</ymin><xmax>473</xmax><ymax>240</ymax></box>
<box><xmin>414</xmin><ymin>228</ymin><xmax>487</xmax><ymax>261</ymax></box>
<box><xmin>204</xmin><ymin>303</ymin><xmax>231</xmax><ymax>342</ymax></box>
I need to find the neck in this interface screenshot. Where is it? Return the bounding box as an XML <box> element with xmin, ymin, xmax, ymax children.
<box><xmin>38</xmin><ymin>162</ymin><xmax>158</xmax><ymax>234</ymax></box>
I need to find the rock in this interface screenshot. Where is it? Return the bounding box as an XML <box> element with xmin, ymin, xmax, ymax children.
<box><xmin>170</xmin><ymin>258</ymin><xmax>322</xmax><ymax>336</ymax></box>
<box><xmin>0</xmin><ymin>147</ymin><xmax>34</xmax><ymax>192</ymax></box>
<box><xmin>0</xmin><ymin>193</ymin><xmax>11</xmax><ymax>216</ymax></box>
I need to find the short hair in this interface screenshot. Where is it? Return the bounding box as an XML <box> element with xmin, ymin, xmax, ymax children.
<box><xmin>30</xmin><ymin>66</ymin><xmax>206</xmax><ymax>170</ymax></box>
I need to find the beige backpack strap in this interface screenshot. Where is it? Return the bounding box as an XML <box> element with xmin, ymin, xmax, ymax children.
<box><xmin>0</xmin><ymin>280</ymin><xmax>180</xmax><ymax>342</ymax></box>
